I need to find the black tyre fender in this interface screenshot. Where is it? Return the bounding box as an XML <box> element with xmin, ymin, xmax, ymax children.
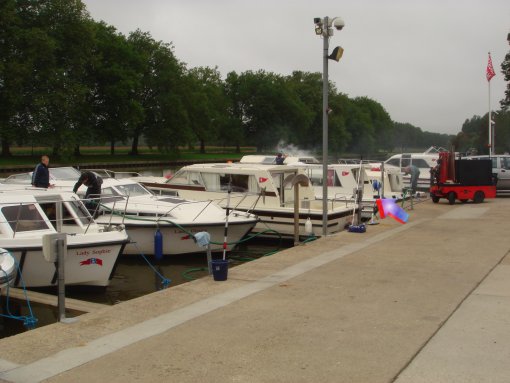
<box><xmin>447</xmin><ymin>192</ymin><xmax>456</xmax><ymax>205</ymax></box>
<box><xmin>432</xmin><ymin>195</ymin><xmax>440</xmax><ymax>203</ymax></box>
<box><xmin>473</xmin><ymin>191</ymin><xmax>485</xmax><ymax>204</ymax></box>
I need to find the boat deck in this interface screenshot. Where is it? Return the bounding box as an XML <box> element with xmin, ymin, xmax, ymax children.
<box><xmin>0</xmin><ymin>196</ymin><xmax>509</xmax><ymax>382</ymax></box>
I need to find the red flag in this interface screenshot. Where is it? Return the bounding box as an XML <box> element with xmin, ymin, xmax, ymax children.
<box><xmin>486</xmin><ymin>53</ymin><xmax>496</xmax><ymax>82</ymax></box>
<box><xmin>80</xmin><ymin>258</ymin><xmax>103</xmax><ymax>266</ymax></box>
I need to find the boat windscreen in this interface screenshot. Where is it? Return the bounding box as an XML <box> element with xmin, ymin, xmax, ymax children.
<box><xmin>49</xmin><ymin>167</ymin><xmax>81</xmax><ymax>180</ymax></box>
<box><xmin>1</xmin><ymin>204</ymin><xmax>51</xmax><ymax>232</ymax></box>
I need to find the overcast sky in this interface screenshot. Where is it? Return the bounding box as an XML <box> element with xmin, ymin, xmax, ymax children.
<box><xmin>82</xmin><ymin>0</ymin><xmax>509</xmax><ymax>135</ymax></box>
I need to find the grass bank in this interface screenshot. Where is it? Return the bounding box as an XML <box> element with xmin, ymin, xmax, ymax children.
<box><xmin>0</xmin><ymin>146</ymin><xmax>256</xmax><ymax>168</ymax></box>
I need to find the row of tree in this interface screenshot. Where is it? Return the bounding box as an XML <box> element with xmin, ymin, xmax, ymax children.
<box><xmin>1</xmin><ymin>0</ymin><xmax>494</xmax><ymax>159</ymax></box>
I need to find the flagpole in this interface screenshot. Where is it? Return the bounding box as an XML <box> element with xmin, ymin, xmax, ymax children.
<box><xmin>486</xmin><ymin>51</ymin><xmax>495</xmax><ymax>156</ymax></box>
<box><xmin>489</xmin><ymin>75</ymin><xmax>492</xmax><ymax>156</ymax></box>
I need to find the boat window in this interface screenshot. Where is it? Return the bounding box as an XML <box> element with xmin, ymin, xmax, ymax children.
<box><xmin>386</xmin><ymin>158</ymin><xmax>400</xmax><ymax>167</ymax></box>
<box><xmin>411</xmin><ymin>159</ymin><xmax>431</xmax><ymax>168</ymax></box>
<box><xmin>100</xmin><ymin>187</ymin><xmax>125</xmax><ymax>204</ymax></box>
<box><xmin>39</xmin><ymin>202</ymin><xmax>58</xmax><ymax>229</ymax></box>
<box><xmin>165</xmin><ymin>170</ymin><xmax>204</xmax><ymax>187</ymax></box>
<box><xmin>1</xmin><ymin>204</ymin><xmax>50</xmax><ymax>232</ymax></box>
<box><xmin>66</xmin><ymin>200</ymin><xmax>93</xmax><ymax>225</ymax></box>
<box><xmin>189</xmin><ymin>172</ymin><xmax>203</xmax><ymax>186</ymax></box>
<box><xmin>167</xmin><ymin>170</ymin><xmax>189</xmax><ymax>185</ymax></box>
<box><xmin>247</xmin><ymin>175</ymin><xmax>260</xmax><ymax>192</ymax></box>
<box><xmin>115</xmin><ymin>183</ymin><xmax>151</xmax><ymax>197</ymax></box>
<box><xmin>49</xmin><ymin>167</ymin><xmax>81</xmax><ymax>180</ymax></box>
<box><xmin>220</xmin><ymin>174</ymin><xmax>249</xmax><ymax>192</ymax></box>
<box><xmin>3</xmin><ymin>173</ymin><xmax>32</xmax><ymax>184</ymax></box>
<box><xmin>201</xmin><ymin>173</ymin><xmax>220</xmax><ymax>191</ymax></box>
<box><xmin>492</xmin><ymin>157</ymin><xmax>498</xmax><ymax>168</ymax></box>
<box><xmin>101</xmin><ymin>187</ymin><xmax>118</xmax><ymax>196</ymax></box>
<box><xmin>501</xmin><ymin>157</ymin><xmax>510</xmax><ymax>170</ymax></box>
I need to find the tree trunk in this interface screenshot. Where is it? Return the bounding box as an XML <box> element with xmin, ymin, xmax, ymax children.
<box><xmin>235</xmin><ymin>143</ymin><xmax>240</xmax><ymax>154</ymax></box>
<box><xmin>74</xmin><ymin>145</ymin><xmax>80</xmax><ymax>156</ymax></box>
<box><xmin>1</xmin><ymin>138</ymin><xmax>12</xmax><ymax>157</ymax></box>
<box><xmin>110</xmin><ymin>139</ymin><xmax>115</xmax><ymax>155</ymax></box>
<box><xmin>129</xmin><ymin>134</ymin><xmax>139</xmax><ymax>155</ymax></box>
<box><xmin>52</xmin><ymin>144</ymin><xmax>60</xmax><ymax>158</ymax></box>
<box><xmin>200</xmin><ymin>138</ymin><xmax>205</xmax><ymax>154</ymax></box>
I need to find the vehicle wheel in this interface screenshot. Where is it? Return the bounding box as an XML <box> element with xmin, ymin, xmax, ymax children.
<box><xmin>473</xmin><ymin>191</ymin><xmax>485</xmax><ymax>204</ymax></box>
<box><xmin>460</xmin><ymin>199</ymin><xmax>468</xmax><ymax>203</ymax></box>
<box><xmin>447</xmin><ymin>192</ymin><xmax>456</xmax><ymax>205</ymax></box>
<box><xmin>432</xmin><ymin>195</ymin><xmax>440</xmax><ymax>203</ymax></box>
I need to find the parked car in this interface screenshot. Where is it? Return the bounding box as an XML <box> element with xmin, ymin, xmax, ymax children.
<box><xmin>466</xmin><ymin>155</ymin><xmax>510</xmax><ymax>194</ymax></box>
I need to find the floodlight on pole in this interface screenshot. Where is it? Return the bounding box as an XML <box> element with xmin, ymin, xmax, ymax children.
<box><xmin>314</xmin><ymin>16</ymin><xmax>345</xmax><ymax>236</ymax></box>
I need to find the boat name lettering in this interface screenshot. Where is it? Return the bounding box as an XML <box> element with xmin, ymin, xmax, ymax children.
<box><xmin>92</xmin><ymin>249</ymin><xmax>111</xmax><ymax>255</ymax></box>
<box><xmin>75</xmin><ymin>249</ymin><xmax>111</xmax><ymax>256</ymax></box>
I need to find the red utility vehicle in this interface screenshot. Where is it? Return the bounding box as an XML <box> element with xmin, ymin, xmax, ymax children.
<box><xmin>430</xmin><ymin>151</ymin><xmax>496</xmax><ymax>204</ymax></box>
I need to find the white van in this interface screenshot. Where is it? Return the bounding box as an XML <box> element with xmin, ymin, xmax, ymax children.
<box><xmin>466</xmin><ymin>155</ymin><xmax>510</xmax><ymax>194</ymax></box>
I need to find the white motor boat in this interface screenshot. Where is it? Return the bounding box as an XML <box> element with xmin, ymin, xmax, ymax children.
<box><xmin>139</xmin><ymin>162</ymin><xmax>357</xmax><ymax>237</ymax></box>
<box><xmin>90</xmin><ymin>178</ymin><xmax>258</xmax><ymax>255</ymax></box>
<box><xmin>299</xmin><ymin>163</ymin><xmax>403</xmax><ymax>218</ymax></box>
<box><xmin>0</xmin><ymin>191</ymin><xmax>129</xmax><ymax>288</ymax></box>
<box><xmin>238</xmin><ymin>156</ymin><xmax>404</xmax><ymax>219</ymax></box>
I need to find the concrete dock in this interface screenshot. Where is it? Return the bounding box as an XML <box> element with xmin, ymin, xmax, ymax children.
<box><xmin>0</xmin><ymin>197</ymin><xmax>509</xmax><ymax>383</ymax></box>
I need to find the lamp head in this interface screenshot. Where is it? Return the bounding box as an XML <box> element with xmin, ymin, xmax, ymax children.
<box><xmin>333</xmin><ymin>17</ymin><xmax>345</xmax><ymax>31</ymax></box>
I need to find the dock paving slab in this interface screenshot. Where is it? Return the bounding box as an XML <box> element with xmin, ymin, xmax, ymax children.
<box><xmin>0</xmin><ymin>198</ymin><xmax>509</xmax><ymax>382</ymax></box>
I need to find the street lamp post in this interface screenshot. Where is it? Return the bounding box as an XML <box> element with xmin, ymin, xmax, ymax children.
<box><xmin>314</xmin><ymin>16</ymin><xmax>345</xmax><ymax>236</ymax></box>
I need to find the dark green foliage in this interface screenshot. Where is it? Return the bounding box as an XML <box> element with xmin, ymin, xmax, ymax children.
<box><xmin>452</xmin><ymin>110</ymin><xmax>510</xmax><ymax>154</ymax></box>
<box><xmin>1</xmin><ymin>1</ymin><xmax>503</xmax><ymax>159</ymax></box>
<box><xmin>501</xmin><ymin>34</ymin><xmax>510</xmax><ymax>110</ymax></box>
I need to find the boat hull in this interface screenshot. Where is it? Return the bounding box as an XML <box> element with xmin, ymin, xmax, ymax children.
<box><xmin>97</xmin><ymin>219</ymin><xmax>258</xmax><ymax>255</ymax></box>
<box><xmin>0</xmin><ymin>233</ymin><xmax>128</xmax><ymax>288</ymax></box>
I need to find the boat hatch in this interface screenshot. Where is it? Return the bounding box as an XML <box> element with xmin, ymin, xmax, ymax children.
<box><xmin>158</xmin><ymin>197</ymin><xmax>189</xmax><ymax>204</ymax></box>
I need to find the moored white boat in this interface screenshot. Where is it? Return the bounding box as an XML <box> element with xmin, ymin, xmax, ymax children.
<box><xmin>238</xmin><ymin>156</ymin><xmax>404</xmax><ymax>219</ymax></box>
<box><xmin>139</xmin><ymin>162</ymin><xmax>357</xmax><ymax>237</ymax></box>
<box><xmin>0</xmin><ymin>191</ymin><xmax>129</xmax><ymax>287</ymax></box>
<box><xmin>91</xmin><ymin>178</ymin><xmax>258</xmax><ymax>255</ymax></box>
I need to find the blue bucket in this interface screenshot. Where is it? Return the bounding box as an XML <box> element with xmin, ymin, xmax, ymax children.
<box><xmin>211</xmin><ymin>259</ymin><xmax>228</xmax><ymax>281</ymax></box>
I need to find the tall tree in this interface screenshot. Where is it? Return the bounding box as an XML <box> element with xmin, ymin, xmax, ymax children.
<box><xmin>89</xmin><ymin>22</ymin><xmax>143</xmax><ymax>155</ymax></box>
<box><xmin>284</xmin><ymin>71</ymin><xmax>319</xmax><ymax>150</ymax></box>
<box><xmin>0</xmin><ymin>0</ymin><xmax>55</xmax><ymax>156</ymax></box>
<box><xmin>127</xmin><ymin>30</ymin><xmax>189</xmax><ymax>155</ymax></box>
<box><xmin>185</xmin><ymin>67</ymin><xmax>227</xmax><ymax>154</ymax></box>
<box><xmin>32</xmin><ymin>0</ymin><xmax>95</xmax><ymax>157</ymax></box>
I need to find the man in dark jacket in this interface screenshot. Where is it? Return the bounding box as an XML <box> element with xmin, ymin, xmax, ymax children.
<box><xmin>32</xmin><ymin>155</ymin><xmax>50</xmax><ymax>188</ymax></box>
<box><xmin>73</xmin><ymin>171</ymin><xmax>103</xmax><ymax>216</ymax></box>
<box><xmin>73</xmin><ymin>171</ymin><xmax>103</xmax><ymax>199</ymax></box>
